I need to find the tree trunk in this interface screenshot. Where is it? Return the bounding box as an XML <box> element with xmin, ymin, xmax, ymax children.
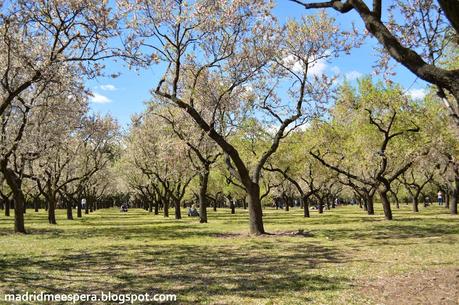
<box><xmin>154</xmin><ymin>201</ymin><xmax>159</xmax><ymax>215</ymax></box>
<box><xmin>3</xmin><ymin>168</ymin><xmax>26</xmax><ymax>233</ymax></box>
<box><xmin>366</xmin><ymin>194</ymin><xmax>375</xmax><ymax>215</ymax></box>
<box><xmin>34</xmin><ymin>197</ymin><xmax>39</xmax><ymax>212</ymax></box>
<box><xmin>66</xmin><ymin>199</ymin><xmax>73</xmax><ymax>220</ymax></box>
<box><xmin>303</xmin><ymin>195</ymin><xmax>310</xmax><ymax>218</ymax></box>
<box><xmin>412</xmin><ymin>194</ymin><xmax>419</xmax><ymax>213</ymax></box>
<box><xmin>246</xmin><ymin>184</ymin><xmax>265</xmax><ymax>235</ymax></box>
<box><xmin>48</xmin><ymin>194</ymin><xmax>57</xmax><ymax>224</ymax></box>
<box><xmin>163</xmin><ymin>199</ymin><xmax>169</xmax><ymax>217</ymax></box>
<box><xmin>174</xmin><ymin>199</ymin><xmax>181</xmax><ymax>219</ymax></box>
<box><xmin>379</xmin><ymin>190</ymin><xmax>393</xmax><ymax>220</ymax></box>
<box><xmin>13</xmin><ymin>196</ymin><xmax>26</xmax><ymax>233</ymax></box>
<box><xmin>198</xmin><ymin>169</ymin><xmax>209</xmax><ymax>223</ymax></box>
<box><xmin>452</xmin><ymin>177</ymin><xmax>459</xmax><ymax>215</ymax></box>
<box><xmin>391</xmin><ymin>190</ymin><xmax>400</xmax><ymax>209</ymax></box>
<box><xmin>445</xmin><ymin>190</ymin><xmax>450</xmax><ymax>209</ymax></box>
<box><xmin>284</xmin><ymin>193</ymin><xmax>290</xmax><ymax>212</ymax></box>
<box><xmin>5</xmin><ymin>199</ymin><xmax>10</xmax><ymax>217</ymax></box>
<box><xmin>438</xmin><ymin>0</ymin><xmax>459</xmax><ymax>35</ymax></box>
<box><xmin>77</xmin><ymin>200</ymin><xmax>82</xmax><ymax>218</ymax></box>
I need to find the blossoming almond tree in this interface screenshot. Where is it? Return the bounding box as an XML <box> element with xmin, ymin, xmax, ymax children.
<box><xmin>126</xmin><ymin>112</ymin><xmax>196</xmax><ymax>220</ymax></box>
<box><xmin>290</xmin><ymin>0</ymin><xmax>459</xmax><ymax>125</ymax></box>
<box><xmin>0</xmin><ymin>70</ymin><xmax>86</xmax><ymax>232</ymax></box>
<box><xmin>0</xmin><ymin>0</ymin><xmax>118</xmax><ymax>233</ymax></box>
<box><xmin>121</xmin><ymin>0</ymin><xmax>355</xmax><ymax>234</ymax></box>
<box><xmin>150</xmin><ymin>104</ymin><xmax>222</xmax><ymax>223</ymax></box>
<box><xmin>28</xmin><ymin>113</ymin><xmax>118</xmax><ymax>225</ymax></box>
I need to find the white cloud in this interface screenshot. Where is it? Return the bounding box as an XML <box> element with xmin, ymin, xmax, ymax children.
<box><xmin>282</xmin><ymin>54</ymin><xmax>327</xmax><ymax>76</ymax></box>
<box><xmin>309</xmin><ymin>58</ymin><xmax>327</xmax><ymax>76</ymax></box>
<box><xmin>407</xmin><ymin>88</ymin><xmax>427</xmax><ymax>100</ymax></box>
<box><xmin>90</xmin><ymin>92</ymin><xmax>111</xmax><ymax>104</ymax></box>
<box><xmin>331</xmin><ymin>66</ymin><xmax>341</xmax><ymax>75</ymax></box>
<box><xmin>100</xmin><ymin>84</ymin><xmax>117</xmax><ymax>91</ymax></box>
<box><xmin>345</xmin><ymin>70</ymin><xmax>362</xmax><ymax>81</ymax></box>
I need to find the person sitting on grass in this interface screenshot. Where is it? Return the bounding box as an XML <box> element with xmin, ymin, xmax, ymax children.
<box><xmin>188</xmin><ymin>204</ymin><xmax>199</xmax><ymax>217</ymax></box>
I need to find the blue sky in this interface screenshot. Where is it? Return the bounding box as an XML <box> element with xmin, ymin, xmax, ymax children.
<box><xmin>87</xmin><ymin>1</ymin><xmax>428</xmax><ymax>129</ymax></box>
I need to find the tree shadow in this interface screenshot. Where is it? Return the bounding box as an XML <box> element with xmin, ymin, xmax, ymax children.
<box><xmin>0</xmin><ymin>241</ymin><xmax>349</xmax><ymax>304</ymax></box>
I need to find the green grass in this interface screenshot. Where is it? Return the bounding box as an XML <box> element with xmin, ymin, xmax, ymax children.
<box><xmin>0</xmin><ymin>205</ymin><xmax>458</xmax><ymax>305</ymax></box>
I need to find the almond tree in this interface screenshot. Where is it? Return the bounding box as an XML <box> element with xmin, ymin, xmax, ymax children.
<box><xmin>0</xmin><ymin>0</ymin><xmax>118</xmax><ymax>113</ymax></box>
<box><xmin>151</xmin><ymin>105</ymin><xmax>221</xmax><ymax>223</ymax></box>
<box><xmin>290</xmin><ymin>0</ymin><xmax>459</xmax><ymax>125</ymax></box>
<box><xmin>0</xmin><ymin>72</ymin><xmax>86</xmax><ymax>231</ymax></box>
<box><xmin>56</xmin><ymin>115</ymin><xmax>120</xmax><ymax>220</ymax></box>
<box><xmin>311</xmin><ymin>79</ymin><xmax>426</xmax><ymax>220</ymax></box>
<box><xmin>265</xmin><ymin>130</ymin><xmax>337</xmax><ymax>217</ymax></box>
<box><xmin>398</xmin><ymin>159</ymin><xmax>435</xmax><ymax>212</ymax></box>
<box><xmin>0</xmin><ymin>0</ymin><xmax>118</xmax><ymax>233</ymax></box>
<box><xmin>423</xmin><ymin>96</ymin><xmax>459</xmax><ymax>215</ymax></box>
<box><xmin>125</xmin><ymin>112</ymin><xmax>196</xmax><ymax>219</ymax></box>
<box><xmin>121</xmin><ymin>0</ymin><xmax>355</xmax><ymax>234</ymax></box>
<box><xmin>25</xmin><ymin>102</ymin><xmax>117</xmax><ymax>224</ymax></box>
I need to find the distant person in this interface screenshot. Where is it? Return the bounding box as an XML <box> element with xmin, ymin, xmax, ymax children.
<box><xmin>187</xmin><ymin>206</ymin><xmax>194</xmax><ymax>217</ymax></box>
<box><xmin>188</xmin><ymin>204</ymin><xmax>199</xmax><ymax>217</ymax></box>
<box><xmin>424</xmin><ymin>196</ymin><xmax>431</xmax><ymax>207</ymax></box>
<box><xmin>437</xmin><ymin>191</ymin><xmax>443</xmax><ymax>206</ymax></box>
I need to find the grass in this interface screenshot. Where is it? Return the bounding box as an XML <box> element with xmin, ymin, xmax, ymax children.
<box><xmin>0</xmin><ymin>204</ymin><xmax>458</xmax><ymax>305</ymax></box>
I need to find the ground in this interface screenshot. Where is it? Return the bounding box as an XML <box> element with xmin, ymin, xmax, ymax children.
<box><xmin>0</xmin><ymin>205</ymin><xmax>458</xmax><ymax>305</ymax></box>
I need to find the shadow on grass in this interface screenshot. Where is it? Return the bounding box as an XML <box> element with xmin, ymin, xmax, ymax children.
<box><xmin>0</xmin><ymin>242</ymin><xmax>348</xmax><ymax>305</ymax></box>
<box><xmin>314</xmin><ymin>220</ymin><xmax>459</xmax><ymax>244</ymax></box>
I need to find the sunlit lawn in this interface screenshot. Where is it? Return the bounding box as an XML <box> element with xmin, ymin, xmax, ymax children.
<box><xmin>0</xmin><ymin>204</ymin><xmax>458</xmax><ymax>305</ymax></box>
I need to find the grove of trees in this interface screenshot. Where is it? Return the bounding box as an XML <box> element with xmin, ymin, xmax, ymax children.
<box><xmin>0</xmin><ymin>0</ymin><xmax>457</xmax><ymax>235</ymax></box>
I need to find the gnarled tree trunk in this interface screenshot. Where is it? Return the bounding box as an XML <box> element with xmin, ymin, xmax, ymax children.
<box><xmin>198</xmin><ymin>168</ymin><xmax>209</xmax><ymax>223</ymax></box>
<box><xmin>3</xmin><ymin>167</ymin><xmax>26</xmax><ymax>233</ymax></box>
<box><xmin>365</xmin><ymin>193</ymin><xmax>375</xmax><ymax>215</ymax></box>
<box><xmin>174</xmin><ymin>199</ymin><xmax>181</xmax><ymax>219</ymax></box>
<box><xmin>303</xmin><ymin>194</ymin><xmax>310</xmax><ymax>218</ymax></box>
<box><xmin>5</xmin><ymin>198</ymin><xmax>10</xmax><ymax>217</ymax></box>
<box><xmin>452</xmin><ymin>177</ymin><xmax>459</xmax><ymax>215</ymax></box>
<box><xmin>412</xmin><ymin>195</ymin><xmax>419</xmax><ymax>213</ymax></box>
<box><xmin>66</xmin><ymin>199</ymin><xmax>73</xmax><ymax>220</ymax></box>
<box><xmin>379</xmin><ymin>189</ymin><xmax>393</xmax><ymax>220</ymax></box>
<box><xmin>246</xmin><ymin>184</ymin><xmax>265</xmax><ymax>235</ymax></box>
<box><xmin>48</xmin><ymin>194</ymin><xmax>57</xmax><ymax>225</ymax></box>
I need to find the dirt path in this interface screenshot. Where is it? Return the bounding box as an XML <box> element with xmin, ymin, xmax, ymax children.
<box><xmin>361</xmin><ymin>268</ymin><xmax>459</xmax><ymax>305</ymax></box>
